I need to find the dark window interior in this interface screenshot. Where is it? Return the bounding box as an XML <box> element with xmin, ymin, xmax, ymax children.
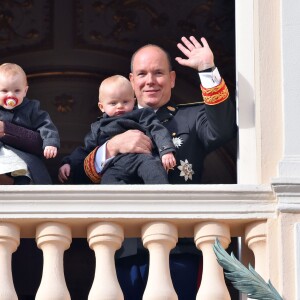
<box><xmin>0</xmin><ymin>0</ymin><xmax>236</xmax><ymax>184</ymax></box>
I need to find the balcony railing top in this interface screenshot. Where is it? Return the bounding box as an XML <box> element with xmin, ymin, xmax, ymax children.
<box><xmin>0</xmin><ymin>184</ymin><xmax>276</xmax><ymax>238</ymax></box>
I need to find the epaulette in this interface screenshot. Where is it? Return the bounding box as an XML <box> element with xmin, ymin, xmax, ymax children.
<box><xmin>177</xmin><ymin>101</ymin><xmax>204</xmax><ymax>107</ymax></box>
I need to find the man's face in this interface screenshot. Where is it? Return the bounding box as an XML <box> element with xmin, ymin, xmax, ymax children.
<box><xmin>129</xmin><ymin>46</ymin><xmax>176</xmax><ymax>109</ymax></box>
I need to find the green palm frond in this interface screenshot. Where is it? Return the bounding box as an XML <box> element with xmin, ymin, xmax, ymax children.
<box><xmin>213</xmin><ymin>239</ymin><xmax>283</xmax><ymax>300</ymax></box>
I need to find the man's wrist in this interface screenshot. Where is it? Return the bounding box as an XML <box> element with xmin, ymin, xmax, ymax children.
<box><xmin>106</xmin><ymin>139</ymin><xmax>118</xmax><ymax>159</ymax></box>
<box><xmin>198</xmin><ymin>66</ymin><xmax>221</xmax><ymax>88</ymax></box>
<box><xmin>198</xmin><ymin>65</ymin><xmax>216</xmax><ymax>73</ymax></box>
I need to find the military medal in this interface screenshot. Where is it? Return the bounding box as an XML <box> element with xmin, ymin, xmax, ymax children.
<box><xmin>178</xmin><ymin>159</ymin><xmax>194</xmax><ymax>181</ymax></box>
<box><xmin>172</xmin><ymin>137</ymin><xmax>183</xmax><ymax>148</ymax></box>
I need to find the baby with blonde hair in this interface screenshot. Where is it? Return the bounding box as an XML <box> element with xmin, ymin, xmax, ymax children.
<box><xmin>59</xmin><ymin>75</ymin><xmax>176</xmax><ymax>184</ymax></box>
<box><xmin>0</xmin><ymin>63</ymin><xmax>60</xmax><ymax>184</ymax></box>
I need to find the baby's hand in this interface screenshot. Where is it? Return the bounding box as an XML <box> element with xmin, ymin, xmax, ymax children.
<box><xmin>44</xmin><ymin>146</ymin><xmax>57</xmax><ymax>159</ymax></box>
<box><xmin>162</xmin><ymin>152</ymin><xmax>176</xmax><ymax>172</ymax></box>
<box><xmin>58</xmin><ymin>164</ymin><xmax>71</xmax><ymax>183</ymax></box>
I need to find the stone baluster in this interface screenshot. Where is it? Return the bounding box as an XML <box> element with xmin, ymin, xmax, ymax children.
<box><xmin>195</xmin><ymin>221</ymin><xmax>231</xmax><ymax>300</ymax></box>
<box><xmin>245</xmin><ymin>221</ymin><xmax>267</xmax><ymax>280</ymax></box>
<box><xmin>35</xmin><ymin>222</ymin><xmax>71</xmax><ymax>300</ymax></box>
<box><xmin>142</xmin><ymin>221</ymin><xmax>178</xmax><ymax>300</ymax></box>
<box><xmin>87</xmin><ymin>222</ymin><xmax>124</xmax><ymax>300</ymax></box>
<box><xmin>0</xmin><ymin>223</ymin><xmax>20</xmax><ymax>300</ymax></box>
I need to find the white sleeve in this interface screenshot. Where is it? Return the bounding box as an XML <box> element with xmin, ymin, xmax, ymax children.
<box><xmin>94</xmin><ymin>142</ymin><xmax>114</xmax><ymax>173</ymax></box>
<box><xmin>198</xmin><ymin>67</ymin><xmax>222</xmax><ymax>88</ymax></box>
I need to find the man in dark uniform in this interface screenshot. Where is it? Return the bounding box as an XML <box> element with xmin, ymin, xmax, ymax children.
<box><xmin>62</xmin><ymin>74</ymin><xmax>176</xmax><ymax>184</ymax></box>
<box><xmin>80</xmin><ymin>36</ymin><xmax>237</xmax><ymax>300</ymax></box>
<box><xmin>83</xmin><ymin>36</ymin><xmax>236</xmax><ymax>186</ymax></box>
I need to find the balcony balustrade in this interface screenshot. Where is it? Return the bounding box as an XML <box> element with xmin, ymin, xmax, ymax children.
<box><xmin>0</xmin><ymin>184</ymin><xmax>277</xmax><ymax>299</ymax></box>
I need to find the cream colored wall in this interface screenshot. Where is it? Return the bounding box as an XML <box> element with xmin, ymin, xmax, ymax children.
<box><xmin>237</xmin><ymin>0</ymin><xmax>300</xmax><ymax>298</ymax></box>
<box><xmin>278</xmin><ymin>0</ymin><xmax>300</xmax><ymax>178</ymax></box>
<box><xmin>236</xmin><ymin>0</ymin><xmax>283</xmax><ymax>184</ymax></box>
<box><xmin>261</xmin><ymin>0</ymin><xmax>300</xmax><ymax>298</ymax></box>
<box><xmin>266</xmin><ymin>218</ymin><xmax>280</xmax><ymax>293</ymax></box>
<box><xmin>272</xmin><ymin>213</ymin><xmax>300</xmax><ymax>300</ymax></box>
<box><xmin>254</xmin><ymin>0</ymin><xmax>283</xmax><ymax>184</ymax></box>
<box><xmin>271</xmin><ymin>179</ymin><xmax>300</xmax><ymax>299</ymax></box>
<box><xmin>236</xmin><ymin>0</ymin><xmax>258</xmax><ymax>184</ymax></box>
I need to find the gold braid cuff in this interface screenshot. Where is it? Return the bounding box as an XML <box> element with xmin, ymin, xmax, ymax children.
<box><xmin>200</xmin><ymin>79</ymin><xmax>229</xmax><ymax>105</ymax></box>
<box><xmin>84</xmin><ymin>146</ymin><xmax>102</xmax><ymax>184</ymax></box>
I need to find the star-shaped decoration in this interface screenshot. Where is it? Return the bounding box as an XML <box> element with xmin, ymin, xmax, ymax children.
<box><xmin>172</xmin><ymin>136</ymin><xmax>183</xmax><ymax>148</ymax></box>
<box><xmin>178</xmin><ymin>159</ymin><xmax>194</xmax><ymax>181</ymax></box>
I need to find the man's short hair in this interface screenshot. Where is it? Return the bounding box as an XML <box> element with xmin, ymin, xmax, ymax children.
<box><xmin>130</xmin><ymin>44</ymin><xmax>173</xmax><ymax>72</ymax></box>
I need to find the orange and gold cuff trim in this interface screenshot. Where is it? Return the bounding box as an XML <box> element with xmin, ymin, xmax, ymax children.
<box><xmin>200</xmin><ymin>79</ymin><xmax>229</xmax><ymax>105</ymax></box>
<box><xmin>84</xmin><ymin>146</ymin><xmax>101</xmax><ymax>184</ymax></box>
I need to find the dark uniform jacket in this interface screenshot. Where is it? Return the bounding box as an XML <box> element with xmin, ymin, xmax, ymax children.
<box><xmin>69</xmin><ymin>97</ymin><xmax>236</xmax><ymax>184</ymax></box>
<box><xmin>63</xmin><ymin>107</ymin><xmax>175</xmax><ymax>178</ymax></box>
<box><xmin>0</xmin><ymin>97</ymin><xmax>60</xmax><ymax>184</ymax></box>
<box><xmin>98</xmin><ymin>108</ymin><xmax>175</xmax><ymax>156</ymax></box>
<box><xmin>63</xmin><ymin>108</ymin><xmax>175</xmax><ymax>183</ymax></box>
<box><xmin>156</xmin><ymin>99</ymin><xmax>236</xmax><ymax>183</ymax></box>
